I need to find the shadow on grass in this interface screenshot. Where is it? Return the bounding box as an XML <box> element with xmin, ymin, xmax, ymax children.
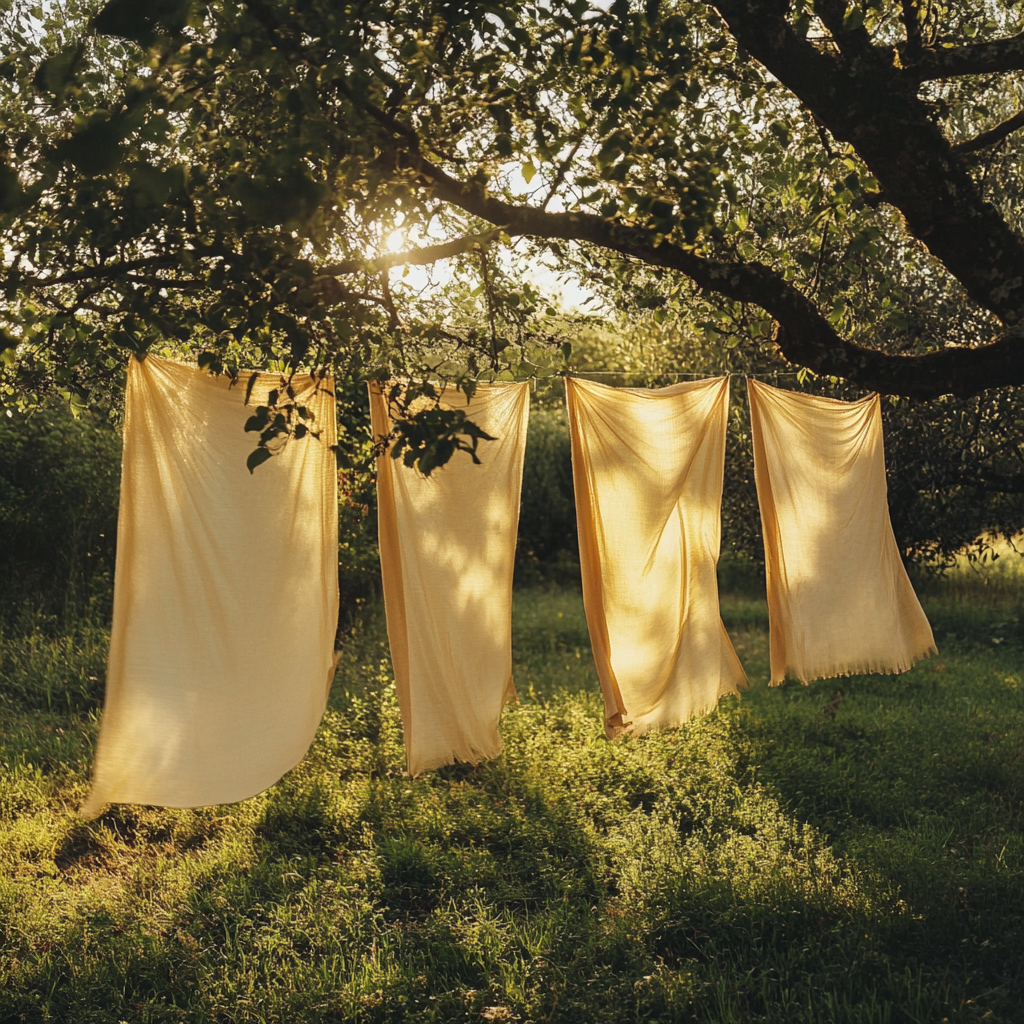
<box><xmin>3</xmin><ymin>584</ymin><xmax>1024</xmax><ymax>1022</ymax></box>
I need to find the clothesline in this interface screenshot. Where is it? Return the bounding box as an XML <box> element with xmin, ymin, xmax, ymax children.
<box><xmin>565</xmin><ymin>370</ymin><xmax>804</xmax><ymax>378</ymax></box>
<box><xmin>373</xmin><ymin>370</ymin><xmax>824</xmax><ymax>379</ymax></box>
<box><xmin>557</xmin><ymin>372</ymin><xmax>872</xmax><ymax>392</ymax></box>
<box><xmin>373</xmin><ymin>370</ymin><xmax>868</xmax><ymax>388</ymax></box>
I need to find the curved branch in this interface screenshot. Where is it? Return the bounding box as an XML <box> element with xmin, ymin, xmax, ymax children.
<box><xmin>319</xmin><ymin>229</ymin><xmax>502</xmax><ymax>276</ymax></box>
<box><xmin>953</xmin><ymin>109</ymin><xmax>1024</xmax><ymax>155</ymax></box>
<box><xmin>404</xmin><ymin>150</ymin><xmax>1024</xmax><ymax>400</ymax></box>
<box><xmin>711</xmin><ymin>0</ymin><xmax>1024</xmax><ymax>327</ymax></box>
<box><xmin>906</xmin><ymin>31</ymin><xmax>1024</xmax><ymax>80</ymax></box>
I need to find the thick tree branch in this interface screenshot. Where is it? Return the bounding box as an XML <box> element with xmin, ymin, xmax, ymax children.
<box><xmin>905</xmin><ymin>31</ymin><xmax>1024</xmax><ymax>80</ymax></box>
<box><xmin>953</xmin><ymin>109</ymin><xmax>1024</xmax><ymax>155</ymax></box>
<box><xmin>401</xmin><ymin>149</ymin><xmax>1024</xmax><ymax>400</ymax></box>
<box><xmin>319</xmin><ymin>229</ymin><xmax>502</xmax><ymax>276</ymax></box>
<box><xmin>711</xmin><ymin>0</ymin><xmax>1024</xmax><ymax>327</ymax></box>
<box><xmin>813</xmin><ymin>0</ymin><xmax>876</xmax><ymax>60</ymax></box>
<box><xmin>900</xmin><ymin>0</ymin><xmax>923</xmax><ymax>61</ymax></box>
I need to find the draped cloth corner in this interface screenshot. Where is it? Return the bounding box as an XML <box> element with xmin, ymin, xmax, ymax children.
<box><xmin>369</xmin><ymin>380</ymin><xmax>529</xmax><ymax>776</ymax></box>
<box><xmin>566</xmin><ymin>376</ymin><xmax>746</xmax><ymax>739</ymax></box>
<box><xmin>80</xmin><ymin>356</ymin><xmax>339</xmax><ymax>818</ymax></box>
<box><xmin>747</xmin><ymin>379</ymin><xmax>935</xmax><ymax>685</ymax></box>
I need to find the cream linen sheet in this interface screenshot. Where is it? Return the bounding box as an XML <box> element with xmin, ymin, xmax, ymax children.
<box><xmin>566</xmin><ymin>377</ymin><xmax>746</xmax><ymax>738</ymax></box>
<box><xmin>747</xmin><ymin>379</ymin><xmax>935</xmax><ymax>685</ymax></box>
<box><xmin>81</xmin><ymin>356</ymin><xmax>338</xmax><ymax>817</ymax></box>
<box><xmin>369</xmin><ymin>381</ymin><xmax>529</xmax><ymax>775</ymax></box>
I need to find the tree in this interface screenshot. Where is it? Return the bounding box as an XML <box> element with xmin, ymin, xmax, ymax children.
<box><xmin>3</xmin><ymin>0</ymin><xmax>1024</xmax><ymax>551</ymax></box>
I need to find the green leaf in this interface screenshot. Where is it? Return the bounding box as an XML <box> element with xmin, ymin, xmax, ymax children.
<box><xmin>129</xmin><ymin>162</ymin><xmax>184</xmax><ymax>205</ymax></box>
<box><xmin>93</xmin><ymin>0</ymin><xmax>192</xmax><ymax>44</ymax></box>
<box><xmin>0</xmin><ymin>164</ymin><xmax>22</xmax><ymax>213</ymax></box>
<box><xmin>197</xmin><ymin>351</ymin><xmax>222</xmax><ymax>374</ymax></box>
<box><xmin>522</xmin><ymin>161</ymin><xmax>536</xmax><ymax>184</ymax></box>
<box><xmin>56</xmin><ymin>115</ymin><xmax>130</xmax><ymax>176</ymax></box>
<box><xmin>842</xmin><ymin>7</ymin><xmax>864</xmax><ymax>30</ymax></box>
<box><xmin>139</xmin><ymin>114</ymin><xmax>173</xmax><ymax>143</ymax></box>
<box><xmin>33</xmin><ymin>44</ymin><xmax>83</xmax><ymax>98</ymax></box>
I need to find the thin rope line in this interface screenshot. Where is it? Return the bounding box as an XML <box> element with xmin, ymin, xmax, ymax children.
<box><xmin>563</xmin><ymin>370</ymin><xmax>713</xmax><ymax>378</ymax></box>
<box><xmin>365</xmin><ymin>369</ymin><xmax>859</xmax><ymax>385</ymax></box>
<box><xmin>555</xmin><ymin>370</ymin><xmax>816</xmax><ymax>380</ymax></box>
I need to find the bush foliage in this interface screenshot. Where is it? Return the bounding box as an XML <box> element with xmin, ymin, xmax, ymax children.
<box><xmin>0</xmin><ymin>406</ymin><xmax>120</xmax><ymax>618</ymax></box>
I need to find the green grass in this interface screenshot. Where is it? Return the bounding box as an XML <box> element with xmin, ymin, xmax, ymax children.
<box><xmin>1</xmin><ymin>580</ymin><xmax>1023</xmax><ymax>1023</ymax></box>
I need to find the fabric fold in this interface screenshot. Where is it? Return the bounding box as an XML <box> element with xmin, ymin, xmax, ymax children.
<box><xmin>81</xmin><ymin>355</ymin><xmax>339</xmax><ymax>817</ymax></box>
<box><xmin>566</xmin><ymin>376</ymin><xmax>746</xmax><ymax>738</ymax></box>
<box><xmin>747</xmin><ymin>379</ymin><xmax>935</xmax><ymax>685</ymax></box>
<box><xmin>369</xmin><ymin>380</ymin><xmax>529</xmax><ymax>775</ymax></box>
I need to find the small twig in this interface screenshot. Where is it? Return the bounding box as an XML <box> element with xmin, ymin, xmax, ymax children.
<box><xmin>815</xmin><ymin>119</ymin><xmax>836</xmax><ymax>161</ymax></box>
<box><xmin>478</xmin><ymin>248</ymin><xmax>499</xmax><ymax>363</ymax></box>
<box><xmin>542</xmin><ymin>136</ymin><xmax>586</xmax><ymax>212</ymax></box>
<box><xmin>806</xmin><ymin>215</ymin><xmax>832</xmax><ymax>297</ymax></box>
<box><xmin>379</xmin><ymin>270</ymin><xmax>399</xmax><ymax>331</ymax></box>
<box><xmin>122</xmin><ymin>274</ymin><xmax>205</xmax><ymax>289</ymax></box>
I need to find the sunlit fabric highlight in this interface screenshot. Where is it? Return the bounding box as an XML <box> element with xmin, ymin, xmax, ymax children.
<box><xmin>566</xmin><ymin>376</ymin><xmax>746</xmax><ymax>738</ymax></box>
<box><xmin>80</xmin><ymin>356</ymin><xmax>339</xmax><ymax>817</ymax></box>
<box><xmin>369</xmin><ymin>381</ymin><xmax>529</xmax><ymax>775</ymax></box>
<box><xmin>747</xmin><ymin>379</ymin><xmax>935</xmax><ymax>685</ymax></box>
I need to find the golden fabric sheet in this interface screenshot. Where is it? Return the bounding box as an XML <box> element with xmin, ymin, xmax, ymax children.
<box><xmin>81</xmin><ymin>356</ymin><xmax>339</xmax><ymax>817</ymax></box>
<box><xmin>566</xmin><ymin>377</ymin><xmax>746</xmax><ymax>738</ymax></box>
<box><xmin>369</xmin><ymin>381</ymin><xmax>530</xmax><ymax>775</ymax></box>
<box><xmin>747</xmin><ymin>379</ymin><xmax>935</xmax><ymax>685</ymax></box>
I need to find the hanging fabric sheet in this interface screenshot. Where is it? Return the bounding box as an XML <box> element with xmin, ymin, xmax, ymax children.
<box><xmin>747</xmin><ymin>379</ymin><xmax>935</xmax><ymax>685</ymax></box>
<box><xmin>566</xmin><ymin>376</ymin><xmax>746</xmax><ymax>738</ymax></box>
<box><xmin>81</xmin><ymin>356</ymin><xmax>339</xmax><ymax>817</ymax></box>
<box><xmin>369</xmin><ymin>380</ymin><xmax>530</xmax><ymax>775</ymax></box>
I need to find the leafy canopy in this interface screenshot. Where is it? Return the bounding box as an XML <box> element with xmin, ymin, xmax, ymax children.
<box><xmin>3</xmin><ymin>0</ymin><xmax>1024</xmax><ymax>521</ymax></box>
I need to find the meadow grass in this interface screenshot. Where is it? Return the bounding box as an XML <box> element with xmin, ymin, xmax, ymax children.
<box><xmin>1</xmin><ymin>574</ymin><xmax>1023</xmax><ymax>1023</ymax></box>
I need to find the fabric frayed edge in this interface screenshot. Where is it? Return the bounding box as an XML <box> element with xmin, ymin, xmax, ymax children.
<box><xmin>769</xmin><ymin>642</ymin><xmax>938</xmax><ymax>687</ymax></box>
<box><xmin>406</xmin><ymin>738</ymin><xmax>504</xmax><ymax>778</ymax></box>
<box><xmin>609</xmin><ymin>684</ymin><xmax>742</xmax><ymax>741</ymax></box>
<box><xmin>78</xmin><ymin>795</ymin><xmax>107</xmax><ymax>821</ymax></box>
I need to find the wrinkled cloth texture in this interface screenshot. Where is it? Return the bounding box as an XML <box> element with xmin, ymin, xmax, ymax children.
<box><xmin>369</xmin><ymin>381</ymin><xmax>529</xmax><ymax>775</ymax></box>
<box><xmin>566</xmin><ymin>376</ymin><xmax>746</xmax><ymax>738</ymax></box>
<box><xmin>747</xmin><ymin>379</ymin><xmax>935</xmax><ymax>685</ymax></box>
<box><xmin>81</xmin><ymin>356</ymin><xmax>339</xmax><ymax>817</ymax></box>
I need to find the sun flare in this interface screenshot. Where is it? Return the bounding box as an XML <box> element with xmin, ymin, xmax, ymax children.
<box><xmin>383</xmin><ymin>229</ymin><xmax>407</xmax><ymax>254</ymax></box>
